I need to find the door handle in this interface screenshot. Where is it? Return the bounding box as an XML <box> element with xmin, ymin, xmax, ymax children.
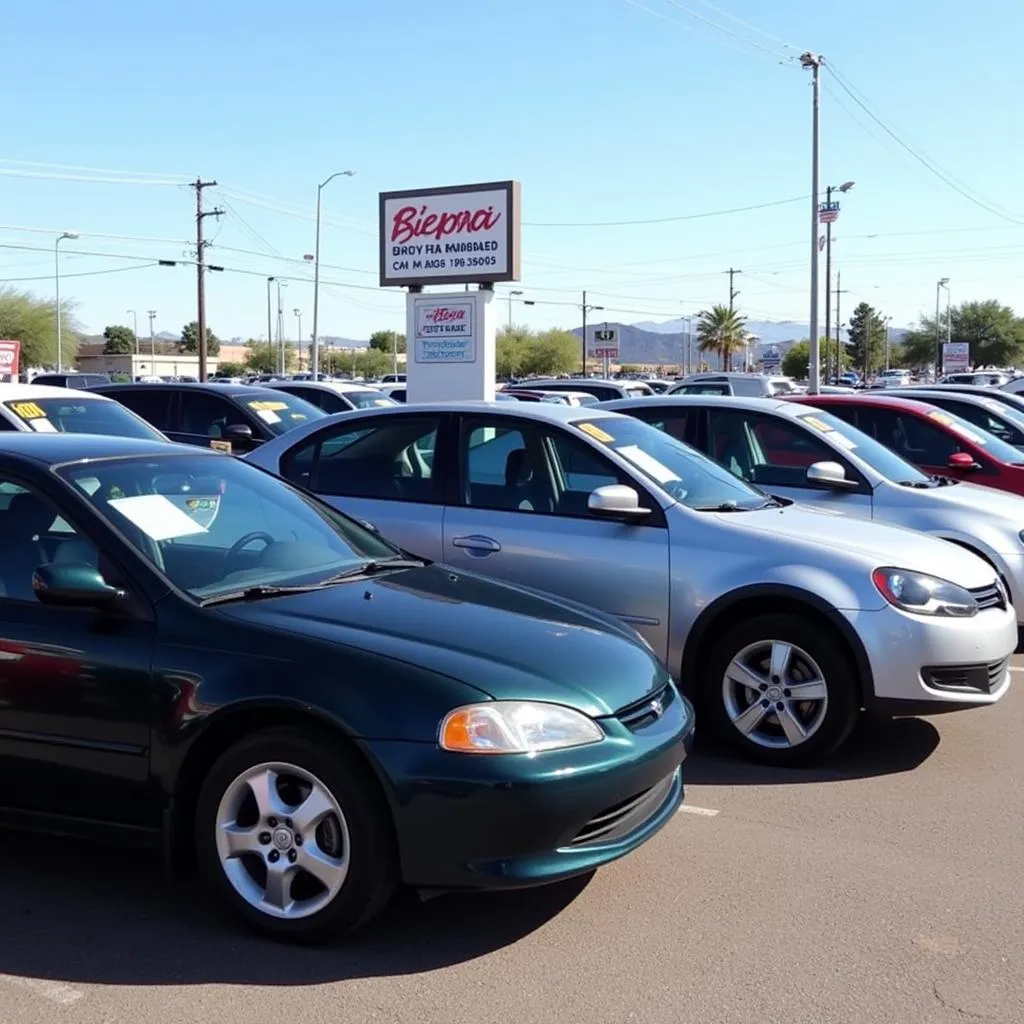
<box><xmin>451</xmin><ymin>535</ymin><xmax>501</xmax><ymax>554</ymax></box>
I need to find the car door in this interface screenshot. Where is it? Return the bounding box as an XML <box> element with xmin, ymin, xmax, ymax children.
<box><xmin>699</xmin><ymin>407</ymin><xmax>874</xmax><ymax>515</ymax></box>
<box><xmin>0</xmin><ymin>473</ymin><xmax>156</xmax><ymax>826</ymax></box>
<box><xmin>441</xmin><ymin>413</ymin><xmax>670</xmax><ymax>654</ymax></box>
<box><xmin>278</xmin><ymin>412</ymin><xmax>449</xmax><ymax>560</ymax></box>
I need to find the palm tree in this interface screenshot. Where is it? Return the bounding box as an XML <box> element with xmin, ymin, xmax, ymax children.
<box><xmin>696</xmin><ymin>305</ymin><xmax>747</xmax><ymax>371</ymax></box>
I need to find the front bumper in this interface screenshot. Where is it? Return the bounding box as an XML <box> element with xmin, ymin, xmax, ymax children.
<box><xmin>843</xmin><ymin>602</ymin><xmax>1015</xmax><ymax>713</ymax></box>
<box><xmin>361</xmin><ymin>686</ymin><xmax>694</xmax><ymax>891</ymax></box>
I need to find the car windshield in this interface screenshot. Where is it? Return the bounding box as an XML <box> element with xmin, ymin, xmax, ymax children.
<box><xmin>231</xmin><ymin>392</ymin><xmax>325</xmax><ymax>436</ymax></box>
<box><xmin>794</xmin><ymin>409</ymin><xmax>931</xmax><ymax>484</ymax></box>
<box><xmin>344</xmin><ymin>390</ymin><xmax>398</xmax><ymax>409</ymax></box>
<box><xmin>3</xmin><ymin>397</ymin><xmax>163</xmax><ymax>439</ymax></box>
<box><xmin>925</xmin><ymin>408</ymin><xmax>1024</xmax><ymax>463</ymax></box>
<box><xmin>57</xmin><ymin>452</ymin><xmax>399</xmax><ymax>600</ymax></box>
<box><xmin>571</xmin><ymin>416</ymin><xmax>770</xmax><ymax>510</ymax></box>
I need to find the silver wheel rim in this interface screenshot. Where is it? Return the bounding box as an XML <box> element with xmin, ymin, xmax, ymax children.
<box><xmin>722</xmin><ymin>640</ymin><xmax>829</xmax><ymax>750</ymax></box>
<box><xmin>214</xmin><ymin>761</ymin><xmax>351</xmax><ymax>920</ymax></box>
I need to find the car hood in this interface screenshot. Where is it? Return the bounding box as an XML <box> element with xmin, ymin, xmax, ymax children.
<box><xmin>884</xmin><ymin>478</ymin><xmax>1024</xmax><ymax>523</ymax></box>
<box><xmin>712</xmin><ymin>504</ymin><xmax>995</xmax><ymax>588</ymax></box>
<box><xmin>213</xmin><ymin>564</ymin><xmax>668</xmax><ymax>718</ymax></box>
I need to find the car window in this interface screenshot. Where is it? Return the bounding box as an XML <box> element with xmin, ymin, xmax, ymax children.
<box><xmin>852</xmin><ymin>407</ymin><xmax>961</xmax><ymax>464</ymax></box>
<box><xmin>731</xmin><ymin>379</ymin><xmax>764</xmax><ymax>397</ymax></box>
<box><xmin>706</xmin><ymin>409</ymin><xmax>839</xmax><ymax>488</ymax></box>
<box><xmin>282</xmin><ymin>416</ymin><xmax>441</xmax><ymax>503</ymax></box>
<box><xmin>629</xmin><ymin>409</ymin><xmax>690</xmax><ymax>445</ymax></box>
<box><xmin>0</xmin><ymin>414</ymin><xmax>17</xmax><ymax>430</ymax></box>
<box><xmin>58</xmin><ymin>453</ymin><xmax>397</xmax><ymax>601</ymax></box>
<box><xmin>461</xmin><ymin>419</ymin><xmax>629</xmax><ymax>517</ymax></box>
<box><xmin>0</xmin><ymin>476</ymin><xmax>104</xmax><ymax>602</ymax></box>
<box><xmin>677</xmin><ymin>383</ymin><xmax>730</xmax><ymax>395</ymax></box>
<box><xmin>1</xmin><ymin>397</ymin><xmax>163</xmax><ymax>439</ymax></box>
<box><xmin>103</xmin><ymin>388</ymin><xmax>173</xmax><ymax>430</ymax></box>
<box><xmin>937</xmin><ymin>400</ymin><xmax>1024</xmax><ymax>448</ymax></box>
<box><xmin>178</xmin><ymin>392</ymin><xmax>248</xmax><ymax>438</ymax></box>
<box><xmin>232</xmin><ymin>392</ymin><xmax>323</xmax><ymax>436</ymax></box>
<box><xmin>345</xmin><ymin>390</ymin><xmax>398</xmax><ymax>410</ymax></box>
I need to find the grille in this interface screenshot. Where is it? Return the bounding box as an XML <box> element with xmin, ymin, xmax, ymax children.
<box><xmin>923</xmin><ymin>657</ymin><xmax>1009</xmax><ymax>694</ymax></box>
<box><xmin>968</xmin><ymin>581</ymin><xmax>1006</xmax><ymax>611</ymax></box>
<box><xmin>615</xmin><ymin>682</ymin><xmax>675</xmax><ymax>732</ymax></box>
<box><xmin>569</xmin><ymin>770</ymin><xmax>677</xmax><ymax>847</ymax></box>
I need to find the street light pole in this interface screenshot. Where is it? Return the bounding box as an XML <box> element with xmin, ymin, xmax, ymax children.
<box><xmin>54</xmin><ymin>231</ymin><xmax>79</xmax><ymax>372</ymax></box>
<box><xmin>294</xmin><ymin>309</ymin><xmax>303</xmax><ymax>370</ymax></box>
<box><xmin>147</xmin><ymin>310</ymin><xmax>157</xmax><ymax>366</ymax></box>
<box><xmin>936</xmin><ymin>277</ymin><xmax>950</xmax><ymax>378</ymax></box>
<box><xmin>508</xmin><ymin>290</ymin><xmax>523</xmax><ymax>330</ymax></box>
<box><xmin>127</xmin><ymin>309</ymin><xmax>139</xmax><ymax>354</ymax></box>
<box><xmin>276</xmin><ymin>279</ymin><xmax>288</xmax><ymax>374</ymax></box>
<box><xmin>311</xmin><ymin>170</ymin><xmax>355</xmax><ymax>381</ymax></box>
<box><xmin>822</xmin><ymin>180</ymin><xmax>855</xmax><ymax>383</ymax></box>
<box><xmin>266</xmin><ymin>276</ymin><xmax>275</xmax><ymax>359</ymax></box>
<box><xmin>801</xmin><ymin>52</ymin><xmax>823</xmax><ymax>395</ymax></box>
<box><xmin>579</xmin><ymin>290</ymin><xmax>604</xmax><ymax>376</ymax></box>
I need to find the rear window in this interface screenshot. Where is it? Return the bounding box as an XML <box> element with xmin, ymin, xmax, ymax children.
<box><xmin>345</xmin><ymin>390</ymin><xmax>398</xmax><ymax>409</ymax></box>
<box><xmin>2</xmin><ymin>397</ymin><xmax>163</xmax><ymax>439</ymax></box>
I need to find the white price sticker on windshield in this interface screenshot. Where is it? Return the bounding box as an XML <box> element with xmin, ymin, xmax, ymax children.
<box><xmin>108</xmin><ymin>494</ymin><xmax>208</xmax><ymax>541</ymax></box>
<box><xmin>256</xmin><ymin>409</ymin><xmax>281</xmax><ymax>425</ymax></box>
<box><xmin>27</xmin><ymin>418</ymin><xmax>57</xmax><ymax>433</ymax></box>
<box><xmin>615</xmin><ymin>444</ymin><xmax>681</xmax><ymax>484</ymax></box>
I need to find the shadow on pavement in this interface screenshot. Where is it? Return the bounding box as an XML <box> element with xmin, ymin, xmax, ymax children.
<box><xmin>687</xmin><ymin>714</ymin><xmax>941</xmax><ymax>785</ymax></box>
<box><xmin>0</xmin><ymin>835</ymin><xmax>592</xmax><ymax>985</ymax></box>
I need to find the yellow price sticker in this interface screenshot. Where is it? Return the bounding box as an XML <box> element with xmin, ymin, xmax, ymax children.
<box><xmin>929</xmin><ymin>411</ymin><xmax>954</xmax><ymax>425</ymax></box>
<box><xmin>802</xmin><ymin>415</ymin><xmax>834</xmax><ymax>433</ymax></box>
<box><xmin>577</xmin><ymin>422</ymin><xmax>615</xmax><ymax>443</ymax></box>
<box><xmin>8</xmin><ymin>401</ymin><xmax>46</xmax><ymax>420</ymax></box>
<box><xmin>248</xmin><ymin>400</ymin><xmax>288</xmax><ymax>411</ymax></box>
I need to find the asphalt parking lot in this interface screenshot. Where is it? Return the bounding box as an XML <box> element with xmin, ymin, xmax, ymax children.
<box><xmin>1</xmin><ymin>664</ymin><xmax>1021</xmax><ymax>1024</ymax></box>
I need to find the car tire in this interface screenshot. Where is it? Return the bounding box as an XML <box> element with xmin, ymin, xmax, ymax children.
<box><xmin>195</xmin><ymin>727</ymin><xmax>398</xmax><ymax>942</ymax></box>
<box><xmin>702</xmin><ymin>614</ymin><xmax>859</xmax><ymax>767</ymax></box>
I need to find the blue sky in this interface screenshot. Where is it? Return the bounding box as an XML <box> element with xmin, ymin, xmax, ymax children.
<box><xmin>2</xmin><ymin>0</ymin><xmax>1022</xmax><ymax>343</ymax></box>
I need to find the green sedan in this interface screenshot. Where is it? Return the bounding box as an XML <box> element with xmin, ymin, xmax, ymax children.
<box><xmin>0</xmin><ymin>432</ymin><xmax>694</xmax><ymax>942</ymax></box>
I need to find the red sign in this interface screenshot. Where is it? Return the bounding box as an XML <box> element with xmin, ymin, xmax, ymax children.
<box><xmin>391</xmin><ymin>205</ymin><xmax>502</xmax><ymax>245</ymax></box>
<box><xmin>0</xmin><ymin>340</ymin><xmax>21</xmax><ymax>378</ymax></box>
<box><xmin>424</xmin><ymin>306</ymin><xmax>467</xmax><ymax>324</ymax></box>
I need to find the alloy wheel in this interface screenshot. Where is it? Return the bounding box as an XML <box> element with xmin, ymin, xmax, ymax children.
<box><xmin>214</xmin><ymin>761</ymin><xmax>350</xmax><ymax>920</ymax></box>
<box><xmin>721</xmin><ymin>640</ymin><xmax>829</xmax><ymax>750</ymax></box>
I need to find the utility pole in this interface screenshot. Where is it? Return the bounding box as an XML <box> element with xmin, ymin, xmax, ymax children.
<box><xmin>579</xmin><ymin>291</ymin><xmax>604</xmax><ymax>376</ymax></box>
<box><xmin>801</xmin><ymin>51</ymin><xmax>823</xmax><ymax>394</ymax></box>
<box><xmin>726</xmin><ymin>268</ymin><xmax>742</xmax><ymax>313</ymax></box>
<box><xmin>191</xmin><ymin>179</ymin><xmax>223</xmax><ymax>383</ymax></box>
<box><xmin>294</xmin><ymin>309</ymin><xmax>303</xmax><ymax>370</ymax></box>
<box><xmin>834</xmin><ymin>272</ymin><xmax>847</xmax><ymax>376</ymax></box>
<box><xmin>823</xmin><ymin>187</ymin><xmax>833</xmax><ymax>383</ymax></box>
<box><xmin>147</xmin><ymin>310</ymin><xmax>157</xmax><ymax>366</ymax></box>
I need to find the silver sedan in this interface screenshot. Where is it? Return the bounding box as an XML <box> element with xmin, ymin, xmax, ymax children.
<box><xmin>247</xmin><ymin>402</ymin><xmax>1015</xmax><ymax>766</ymax></box>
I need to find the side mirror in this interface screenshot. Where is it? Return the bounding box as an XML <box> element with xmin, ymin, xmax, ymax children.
<box><xmin>806</xmin><ymin>461</ymin><xmax>858</xmax><ymax>489</ymax></box>
<box><xmin>948</xmin><ymin>452</ymin><xmax>980</xmax><ymax>470</ymax></box>
<box><xmin>32</xmin><ymin>563</ymin><xmax>126</xmax><ymax>609</ymax></box>
<box><xmin>588</xmin><ymin>484</ymin><xmax>651</xmax><ymax>519</ymax></box>
<box><xmin>224</xmin><ymin>423</ymin><xmax>254</xmax><ymax>441</ymax></box>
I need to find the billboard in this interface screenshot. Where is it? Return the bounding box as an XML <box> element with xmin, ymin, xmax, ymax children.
<box><xmin>0</xmin><ymin>340</ymin><xmax>20</xmax><ymax>379</ymax></box>
<box><xmin>380</xmin><ymin>180</ymin><xmax>521</xmax><ymax>288</ymax></box>
<box><xmin>942</xmin><ymin>341</ymin><xmax>969</xmax><ymax>374</ymax></box>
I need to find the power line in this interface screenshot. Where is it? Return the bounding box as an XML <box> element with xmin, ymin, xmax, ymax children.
<box><xmin>524</xmin><ymin>195</ymin><xmax>805</xmax><ymax>228</ymax></box>
<box><xmin>689</xmin><ymin>0</ymin><xmax>800</xmax><ymax>51</ymax></box>
<box><xmin>659</xmin><ymin>0</ymin><xmax>793</xmax><ymax>59</ymax></box>
<box><xmin>0</xmin><ymin>167</ymin><xmax>183</xmax><ymax>186</ymax></box>
<box><xmin>0</xmin><ymin>157</ymin><xmax>185</xmax><ymax>179</ymax></box>
<box><xmin>0</xmin><ymin>264</ymin><xmax>159</xmax><ymax>284</ymax></box>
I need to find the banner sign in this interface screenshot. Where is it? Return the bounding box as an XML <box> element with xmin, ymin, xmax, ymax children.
<box><xmin>413</xmin><ymin>297</ymin><xmax>477</xmax><ymax>364</ymax></box>
<box><xmin>0</xmin><ymin>340</ymin><xmax>20</xmax><ymax>378</ymax></box>
<box><xmin>380</xmin><ymin>181</ymin><xmax>521</xmax><ymax>288</ymax></box>
<box><xmin>942</xmin><ymin>341</ymin><xmax>969</xmax><ymax>373</ymax></box>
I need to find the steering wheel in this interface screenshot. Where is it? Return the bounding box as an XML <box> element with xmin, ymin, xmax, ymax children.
<box><xmin>224</xmin><ymin>531</ymin><xmax>275</xmax><ymax>572</ymax></box>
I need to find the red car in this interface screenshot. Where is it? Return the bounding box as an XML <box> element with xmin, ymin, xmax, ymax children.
<box><xmin>787</xmin><ymin>393</ymin><xmax>1024</xmax><ymax>497</ymax></box>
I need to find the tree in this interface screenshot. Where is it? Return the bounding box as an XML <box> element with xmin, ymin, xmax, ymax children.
<box><xmin>180</xmin><ymin>320</ymin><xmax>221</xmax><ymax>357</ymax></box>
<box><xmin>496</xmin><ymin>326</ymin><xmax>532</xmax><ymax>378</ymax></box>
<box><xmin>902</xmin><ymin>300</ymin><xmax>1024</xmax><ymax>371</ymax></box>
<box><xmin>243</xmin><ymin>340</ymin><xmax>297</xmax><ymax>374</ymax></box>
<box><xmin>781</xmin><ymin>338</ymin><xmax>845</xmax><ymax>379</ymax></box>
<box><xmin>215</xmin><ymin>360</ymin><xmax>246</xmax><ymax>377</ymax></box>
<box><xmin>524</xmin><ymin>328</ymin><xmax>579</xmax><ymax>376</ymax></box>
<box><xmin>368</xmin><ymin>329</ymin><xmax>406</xmax><ymax>355</ymax></box>
<box><xmin>846</xmin><ymin>303</ymin><xmax>888</xmax><ymax>377</ymax></box>
<box><xmin>103</xmin><ymin>324</ymin><xmax>136</xmax><ymax>354</ymax></box>
<box><xmin>0</xmin><ymin>286</ymin><xmax>79</xmax><ymax>368</ymax></box>
<box><xmin>695</xmin><ymin>305</ymin><xmax>747</xmax><ymax>370</ymax></box>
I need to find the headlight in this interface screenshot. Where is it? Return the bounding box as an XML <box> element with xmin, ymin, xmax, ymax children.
<box><xmin>872</xmin><ymin>567</ymin><xmax>978</xmax><ymax>617</ymax></box>
<box><xmin>439</xmin><ymin>701</ymin><xmax>604</xmax><ymax>754</ymax></box>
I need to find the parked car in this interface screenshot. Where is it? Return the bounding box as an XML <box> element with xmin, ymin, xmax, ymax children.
<box><xmin>942</xmin><ymin>371</ymin><xmax>1010</xmax><ymax>386</ymax></box>
<box><xmin>788</xmin><ymin>393</ymin><xmax>1024</xmax><ymax>497</ymax></box>
<box><xmin>0</xmin><ymin>432</ymin><xmax>694</xmax><ymax>940</ymax></box>
<box><xmin>93</xmin><ymin>382</ymin><xmax>325</xmax><ymax>454</ymax></box>
<box><xmin>373</xmin><ymin>384</ymin><xmax>406</xmax><ymax>403</ymax></box>
<box><xmin>246</xmin><ymin>402</ymin><xmax>1015</xmax><ymax>766</ymax></box>
<box><xmin>266</xmin><ymin>380</ymin><xmax>399</xmax><ymax>415</ymax></box>
<box><xmin>603</xmin><ymin>394</ymin><xmax>1024</xmax><ymax>633</ymax></box>
<box><xmin>0</xmin><ymin>384</ymin><xmax>166</xmax><ymax>439</ymax></box>
<box><xmin>668</xmin><ymin>373</ymin><xmax>800</xmax><ymax>398</ymax></box>
<box><xmin>875</xmin><ymin>369</ymin><xmax>913</xmax><ymax>388</ymax></box>
<box><xmin>524</xmin><ymin>378</ymin><xmax>654</xmax><ymax>401</ymax></box>
<box><xmin>501</xmin><ymin>389</ymin><xmax>601</xmax><ymax>407</ymax></box>
<box><xmin>881</xmin><ymin>388</ymin><xmax>1024</xmax><ymax>450</ymax></box>
<box><xmin>30</xmin><ymin>372</ymin><xmax>111</xmax><ymax>389</ymax></box>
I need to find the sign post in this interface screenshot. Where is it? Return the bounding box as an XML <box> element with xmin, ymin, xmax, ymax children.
<box><xmin>590</xmin><ymin>326</ymin><xmax>619</xmax><ymax>377</ymax></box>
<box><xmin>379</xmin><ymin>180</ymin><xmax>521</xmax><ymax>402</ymax></box>
<box><xmin>942</xmin><ymin>341</ymin><xmax>969</xmax><ymax>375</ymax></box>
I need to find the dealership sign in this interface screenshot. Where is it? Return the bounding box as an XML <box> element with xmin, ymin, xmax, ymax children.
<box><xmin>943</xmin><ymin>341</ymin><xmax>969</xmax><ymax>373</ymax></box>
<box><xmin>0</xmin><ymin>340</ymin><xmax>20</xmax><ymax>378</ymax></box>
<box><xmin>380</xmin><ymin>180</ymin><xmax>521</xmax><ymax>288</ymax></box>
<box><xmin>413</xmin><ymin>297</ymin><xmax>476</xmax><ymax>363</ymax></box>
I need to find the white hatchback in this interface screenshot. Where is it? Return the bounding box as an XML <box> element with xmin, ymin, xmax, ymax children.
<box><xmin>0</xmin><ymin>383</ymin><xmax>165</xmax><ymax>439</ymax></box>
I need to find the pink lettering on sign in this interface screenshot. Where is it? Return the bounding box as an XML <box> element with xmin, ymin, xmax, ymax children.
<box><xmin>424</xmin><ymin>307</ymin><xmax>467</xmax><ymax>324</ymax></box>
<box><xmin>391</xmin><ymin>204</ymin><xmax>502</xmax><ymax>244</ymax></box>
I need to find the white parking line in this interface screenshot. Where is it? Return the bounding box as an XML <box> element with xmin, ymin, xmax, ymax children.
<box><xmin>678</xmin><ymin>804</ymin><xmax>720</xmax><ymax>817</ymax></box>
<box><xmin>0</xmin><ymin>974</ymin><xmax>84</xmax><ymax>1006</ymax></box>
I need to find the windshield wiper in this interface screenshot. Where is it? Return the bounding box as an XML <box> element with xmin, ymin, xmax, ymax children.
<box><xmin>693</xmin><ymin>501</ymin><xmax>747</xmax><ymax>512</ymax></box>
<box><xmin>201</xmin><ymin>557</ymin><xmax>427</xmax><ymax>606</ymax></box>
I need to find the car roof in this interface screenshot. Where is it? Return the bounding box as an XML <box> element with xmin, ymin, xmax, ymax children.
<box><xmin>301</xmin><ymin>399</ymin><xmax>623</xmax><ymax>425</ymax></box>
<box><xmin>885</xmin><ymin>388</ymin><xmax>1015</xmax><ymax>409</ymax></box>
<box><xmin>267</xmin><ymin>380</ymin><xmax>375</xmax><ymax>394</ymax></box>
<box><xmin>788</xmin><ymin>393</ymin><xmax>942</xmax><ymax>414</ymax></box>
<box><xmin>94</xmin><ymin>381</ymin><xmax>278</xmax><ymax>398</ymax></box>
<box><xmin>602</xmin><ymin>394</ymin><xmax>803</xmax><ymax>416</ymax></box>
<box><xmin>0</xmin><ymin>382</ymin><xmax>116</xmax><ymax>402</ymax></box>
<box><xmin>0</xmin><ymin>432</ymin><xmax>206</xmax><ymax>465</ymax></box>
